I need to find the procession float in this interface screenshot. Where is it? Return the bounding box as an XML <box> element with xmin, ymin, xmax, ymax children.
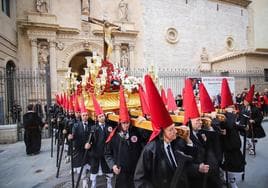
<box><xmin>61</xmin><ymin>53</ymin><xmax>185</xmax><ymax>131</ymax></box>
<box><xmin>57</xmin><ymin>17</ymin><xmax>185</xmax><ymax>134</ymax></box>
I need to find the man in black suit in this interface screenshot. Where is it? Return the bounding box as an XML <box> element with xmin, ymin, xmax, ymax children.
<box><xmin>70</xmin><ymin>108</ymin><xmax>93</xmax><ymax>188</ymax></box>
<box><xmin>23</xmin><ymin>104</ymin><xmax>46</xmax><ymax>155</ymax></box>
<box><xmin>105</xmin><ymin>86</ymin><xmax>143</xmax><ymax>188</ymax></box>
<box><xmin>188</xmin><ymin>117</ymin><xmax>222</xmax><ymax>188</ymax></box>
<box><xmin>89</xmin><ymin>113</ymin><xmax>113</xmax><ymax>188</ymax></box>
<box><xmin>134</xmin><ymin>76</ymin><xmax>195</xmax><ymax>188</ymax></box>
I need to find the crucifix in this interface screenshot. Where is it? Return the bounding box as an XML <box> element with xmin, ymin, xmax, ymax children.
<box><xmin>83</xmin><ymin>17</ymin><xmax>121</xmax><ymax>60</ymax></box>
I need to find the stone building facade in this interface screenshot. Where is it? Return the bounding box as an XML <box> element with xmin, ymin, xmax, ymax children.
<box><xmin>1</xmin><ymin>0</ymin><xmax>268</xmax><ymax>95</ymax></box>
<box><xmin>0</xmin><ymin>0</ymin><xmax>17</xmax><ymax>69</ymax></box>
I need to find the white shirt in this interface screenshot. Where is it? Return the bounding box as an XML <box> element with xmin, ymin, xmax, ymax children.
<box><xmin>83</xmin><ymin>121</ymin><xmax>87</xmax><ymax>130</ymax></box>
<box><xmin>164</xmin><ymin>142</ymin><xmax>177</xmax><ymax>167</ymax></box>
<box><xmin>98</xmin><ymin>122</ymin><xmax>104</xmax><ymax>130</ymax></box>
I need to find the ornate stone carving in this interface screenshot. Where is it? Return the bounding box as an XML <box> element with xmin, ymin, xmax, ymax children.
<box><xmin>56</xmin><ymin>41</ymin><xmax>65</xmax><ymax>51</ymax></box>
<box><xmin>82</xmin><ymin>0</ymin><xmax>90</xmax><ymax>16</ymax></box>
<box><xmin>27</xmin><ymin>30</ymin><xmax>56</xmax><ymax>41</ymax></box>
<box><xmin>166</xmin><ymin>28</ymin><xmax>179</xmax><ymax>44</ymax></box>
<box><xmin>36</xmin><ymin>0</ymin><xmax>48</xmax><ymax>13</ymax></box>
<box><xmin>120</xmin><ymin>47</ymin><xmax>129</xmax><ymax>70</ymax></box>
<box><xmin>118</xmin><ymin>0</ymin><xmax>128</xmax><ymax>21</ymax></box>
<box><xmin>200</xmin><ymin>47</ymin><xmax>209</xmax><ymax>63</ymax></box>
<box><xmin>60</xmin><ymin>41</ymin><xmax>102</xmax><ymax>68</ymax></box>
<box><xmin>30</xmin><ymin>39</ymin><xmax>38</xmax><ymax>47</ymax></box>
<box><xmin>83</xmin><ymin>40</ymin><xmax>92</xmax><ymax>50</ymax></box>
<box><xmin>200</xmin><ymin>47</ymin><xmax>211</xmax><ymax>72</ymax></box>
<box><xmin>38</xmin><ymin>41</ymin><xmax>49</xmax><ymax>68</ymax></box>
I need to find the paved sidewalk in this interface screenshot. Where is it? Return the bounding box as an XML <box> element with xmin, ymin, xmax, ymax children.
<box><xmin>0</xmin><ymin>139</ymin><xmax>56</xmax><ymax>188</ymax></box>
<box><xmin>0</xmin><ymin>122</ymin><xmax>268</xmax><ymax>188</ymax></box>
<box><xmin>0</xmin><ymin>138</ymin><xmax>112</xmax><ymax>188</ymax></box>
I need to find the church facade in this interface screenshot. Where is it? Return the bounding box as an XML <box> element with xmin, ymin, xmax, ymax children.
<box><xmin>1</xmin><ymin>0</ymin><xmax>268</xmax><ymax>95</ymax></box>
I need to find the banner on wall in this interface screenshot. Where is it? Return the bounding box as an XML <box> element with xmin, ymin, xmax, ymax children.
<box><xmin>201</xmin><ymin>77</ymin><xmax>235</xmax><ymax>98</ymax></box>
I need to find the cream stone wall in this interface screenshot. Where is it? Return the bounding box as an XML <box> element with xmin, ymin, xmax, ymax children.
<box><xmin>0</xmin><ymin>0</ymin><xmax>17</xmax><ymax>67</ymax></box>
<box><xmin>246</xmin><ymin>55</ymin><xmax>268</xmax><ymax>71</ymax></box>
<box><xmin>11</xmin><ymin>0</ymin><xmax>268</xmax><ymax>94</ymax></box>
<box><xmin>212</xmin><ymin>56</ymin><xmax>247</xmax><ymax>71</ymax></box>
<box><xmin>211</xmin><ymin>54</ymin><xmax>268</xmax><ymax>92</ymax></box>
<box><xmin>246</xmin><ymin>55</ymin><xmax>268</xmax><ymax>92</ymax></box>
<box><xmin>140</xmin><ymin>0</ymin><xmax>249</xmax><ymax>69</ymax></box>
<box><xmin>52</xmin><ymin>0</ymin><xmax>81</xmax><ymax>29</ymax></box>
<box><xmin>250</xmin><ymin>0</ymin><xmax>268</xmax><ymax>51</ymax></box>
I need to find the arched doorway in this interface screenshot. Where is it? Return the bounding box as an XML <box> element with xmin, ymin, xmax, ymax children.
<box><xmin>6</xmin><ymin>61</ymin><xmax>16</xmax><ymax>123</ymax></box>
<box><xmin>69</xmin><ymin>51</ymin><xmax>92</xmax><ymax>81</ymax></box>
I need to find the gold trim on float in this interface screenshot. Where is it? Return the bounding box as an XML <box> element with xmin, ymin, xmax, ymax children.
<box><xmin>107</xmin><ymin>112</ymin><xmax>184</xmax><ymax>131</ymax></box>
<box><xmin>84</xmin><ymin>91</ymin><xmax>141</xmax><ymax>114</ymax></box>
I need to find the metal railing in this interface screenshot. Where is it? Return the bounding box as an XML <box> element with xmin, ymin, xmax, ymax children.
<box><xmin>0</xmin><ymin>68</ymin><xmax>47</xmax><ymax>126</ymax></box>
<box><xmin>0</xmin><ymin>67</ymin><xmax>266</xmax><ymax>137</ymax></box>
<box><xmin>129</xmin><ymin>68</ymin><xmax>267</xmax><ymax>96</ymax></box>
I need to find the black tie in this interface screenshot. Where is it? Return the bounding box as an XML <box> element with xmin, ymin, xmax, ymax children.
<box><xmin>167</xmin><ymin>145</ymin><xmax>177</xmax><ymax>170</ymax></box>
<box><xmin>100</xmin><ymin>124</ymin><xmax>104</xmax><ymax>131</ymax></box>
<box><xmin>84</xmin><ymin>122</ymin><xmax>88</xmax><ymax>132</ymax></box>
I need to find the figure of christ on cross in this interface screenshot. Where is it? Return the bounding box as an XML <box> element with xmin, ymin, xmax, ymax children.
<box><xmin>88</xmin><ymin>17</ymin><xmax>121</xmax><ymax>60</ymax></box>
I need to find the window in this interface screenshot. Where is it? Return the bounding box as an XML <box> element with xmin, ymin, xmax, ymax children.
<box><xmin>264</xmin><ymin>69</ymin><xmax>268</xmax><ymax>82</ymax></box>
<box><xmin>2</xmin><ymin>0</ymin><xmax>10</xmax><ymax>17</ymax></box>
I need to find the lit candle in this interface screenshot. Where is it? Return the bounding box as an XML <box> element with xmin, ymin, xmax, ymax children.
<box><xmin>85</xmin><ymin>56</ymin><xmax>92</xmax><ymax>67</ymax></box>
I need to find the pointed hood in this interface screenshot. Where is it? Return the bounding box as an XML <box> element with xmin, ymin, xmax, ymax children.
<box><xmin>119</xmin><ymin>86</ymin><xmax>130</xmax><ymax>123</ymax></box>
<box><xmin>183</xmin><ymin>79</ymin><xmax>200</xmax><ymax>124</ymax></box>
<box><xmin>80</xmin><ymin>96</ymin><xmax>88</xmax><ymax>113</ymax></box>
<box><xmin>167</xmin><ymin>88</ymin><xmax>178</xmax><ymax>112</ymax></box>
<box><xmin>68</xmin><ymin>97</ymin><xmax>74</xmax><ymax>112</ymax></box>
<box><xmin>220</xmin><ymin>78</ymin><xmax>233</xmax><ymax>109</ymax></box>
<box><xmin>145</xmin><ymin>75</ymin><xmax>173</xmax><ymax>142</ymax></box>
<box><xmin>138</xmin><ymin>84</ymin><xmax>150</xmax><ymax>117</ymax></box>
<box><xmin>91</xmin><ymin>93</ymin><xmax>104</xmax><ymax>116</ymax></box>
<box><xmin>199</xmin><ymin>83</ymin><xmax>215</xmax><ymax>113</ymax></box>
<box><xmin>66</xmin><ymin>96</ymin><xmax>70</xmax><ymax>111</ymax></box>
<box><xmin>161</xmin><ymin>88</ymin><xmax>167</xmax><ymax>105</ymax></box>
<box><xmin>59</xmin><ymin>93</ymin><xmax>63</xmax><ymax>107</ymax></box>
<box><xmin>244</xmin><ymin>85</ymin><xmax>255</xmax><ymax>103</ymax></box>
<box><xmin>63</xmin><ymin>93</ymin><xmax>67</xmax><ymax>109</ymax></box>
<box><xmin>74</xmin><ymin>95</ymin><xmax>80</xmax><ymax>112</ymax></box>
<box><xmin>55</xmin><ymin>94</ymin><xmax>60</xmax><ymax>105</ymax></box>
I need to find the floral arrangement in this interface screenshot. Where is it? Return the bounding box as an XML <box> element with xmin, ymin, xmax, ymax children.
<box><xmin>113</xmin><ymin>67</ymin><xmax>141</xmax><ymax>93</ymax></box>
<box><xmin>122</xmin><ymin>76</ymin><xmax>141</xmax><ymax>93</ymax></box>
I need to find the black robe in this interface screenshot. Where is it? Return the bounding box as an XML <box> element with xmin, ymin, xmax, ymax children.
<box><xmin>221</xmin><ymin>112</ymin><xmax>245</xmax><ymax>172</ymax></box>
<box><xmin>72</xmin><ymin>120</ymin><xmax>93</xmax><ymax>168</ymax></box>
<box><xmin>134</xmin><ymin>137</ymin><xmax>192</xmax><ymax>188</ymax></box>
<box><xmin>23</xmin><ymin>111</ymin><xmax>43</xmax><ymax>155</ymax></box>
<box><xmin>63</xmin><ymin>115</ymin><xmax>76</xmax><ymax>155</ymax></box>
<box><xmin>90</xmin><ymin>122</ymin><xmax>112</xmax><ymax>174</ymax></box>
<box><xmin>188</xmin><ymin>130</ymin><xmax>222</xmax><ymax>188</ymax></box>
<box><xmin>245</xmin><ymin>105</ymin><xmax>265</xmax><ymax>139</ymax></box>
<box><xmin>104</xmin><ymin>126</ymin><xmax>142</xmax><ymax>188</ymax></box>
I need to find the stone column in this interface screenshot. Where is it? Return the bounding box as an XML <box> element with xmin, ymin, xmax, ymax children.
<box><xmin>129</xmin><ymin>44</ymin><xmax>135</xmax><ymax>69</ymax></box>
<box><xmin>49</xmin><ymin>40</ymin><xmax>57</xmax><ymax>95</ymax></box>
<box><xmin>31</xmin><ymin>39</ymin><xmax>38</xmax><ymax>71</ymax></box>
